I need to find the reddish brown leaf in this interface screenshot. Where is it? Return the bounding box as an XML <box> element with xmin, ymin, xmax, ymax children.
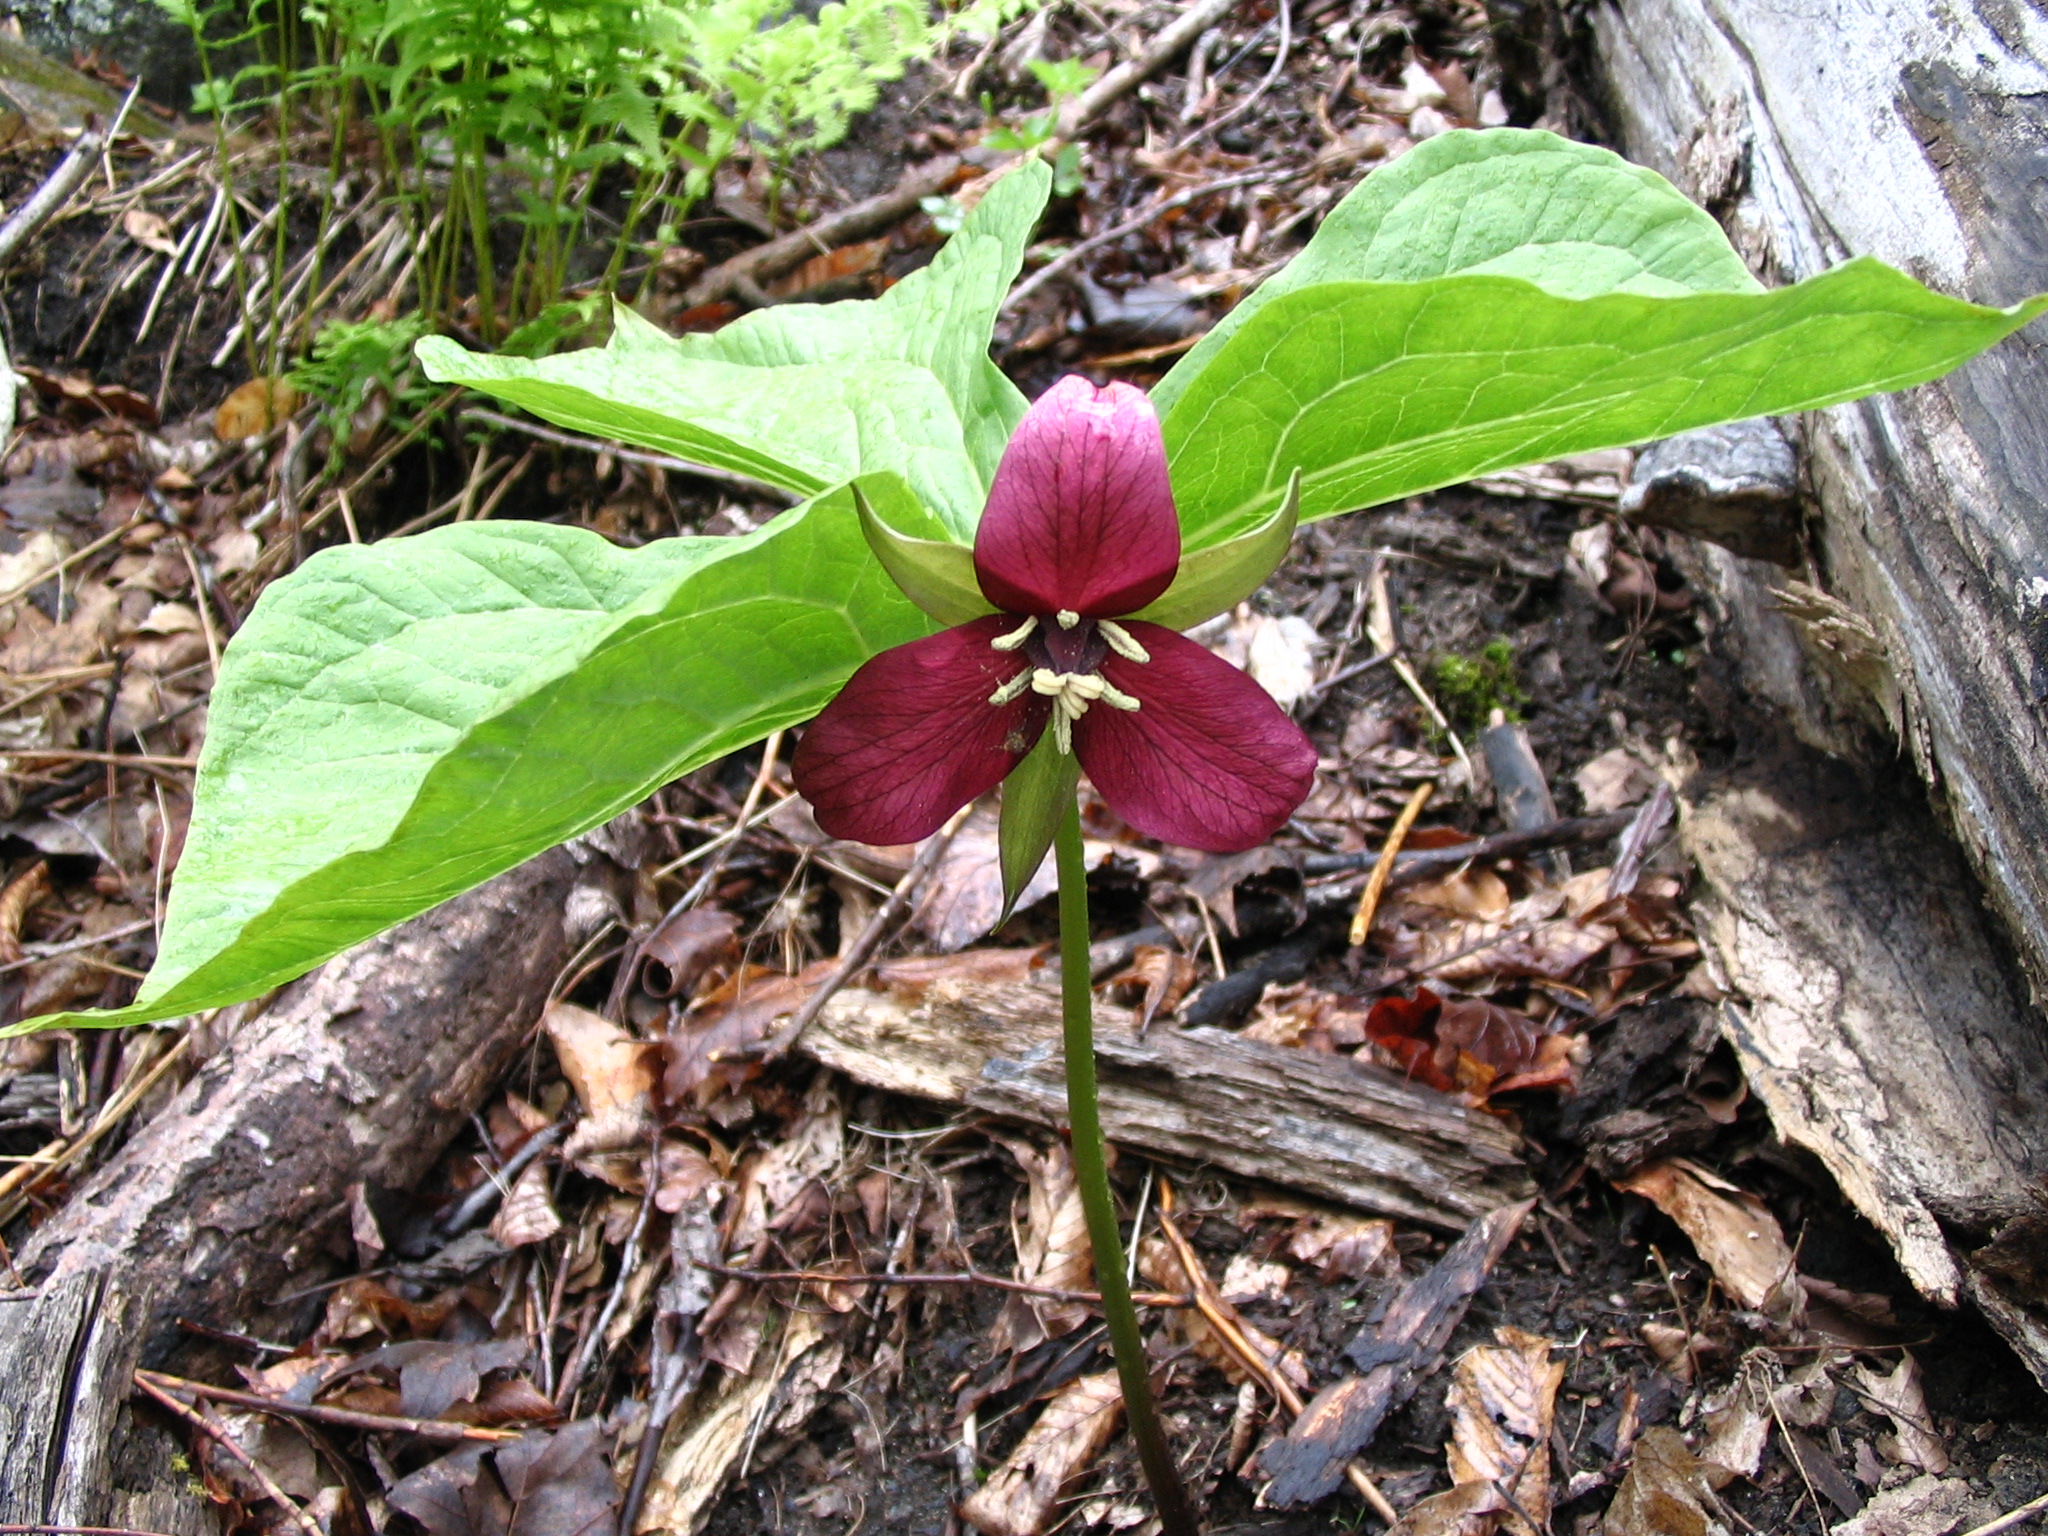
<box><xmin>635</xmin><ymin>907</ymin><xmax>738</xmax><ymax>999</ymax></box>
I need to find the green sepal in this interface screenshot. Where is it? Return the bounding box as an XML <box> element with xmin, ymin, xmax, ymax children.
<box><xmin>853</xmin><ymin>479</ymin><xmax>995</xmax><ymax>627</ymax></box>
<box><xmin>1133</xmin><ymin>470</ymin><xmax>1300</xmax><ymax>630</ymax></box>
<box><xmin>997</xmin><ymin>726</ymin><xmax>1079</xmax><ymax>922</ymax></box>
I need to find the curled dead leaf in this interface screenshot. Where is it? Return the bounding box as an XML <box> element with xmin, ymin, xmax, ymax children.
<box><xmin>959</xmin><ymin>1371</ymin><xmax>1123</xmax><ymax>1536</ymax></box>
<box><xmin>1437</xmin><ymin>1327</ymin><xmax>1563</xmax><ymax>1536</ymax></box>
<box><xmin>214</xmin><ymin>377</ymin><xmax>301</xmax><ymax>441</ymax></box>
<box><xmin>1601</xmin><ymin>1426</ymin><xmax>1717</xmax><ymax>1536</ymax></box>
<box><xmin>1612</xmin><ymin>1159</ymin><xmax>1798</xmax><ymax>1314</ymax></box>
<box><xmin>489</xmin><ymin>1161</ymin><xmax>564</xmax><ymax>1249</ymax></box>
<box><xmin>543</xmin><ymin>1001</ymin><xmax>656</xmax><ymax>1186</ymax></box>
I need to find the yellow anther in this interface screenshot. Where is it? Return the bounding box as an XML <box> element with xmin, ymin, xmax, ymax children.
<box><xmin>1097</xmin><ymin>620</ymin><xmax>1150</xmax><ymax>664</ymax></box>
<box><xmin>1056</xmin><ymin>609</ymin><xmax>1082</xmax><ymax>629</ymax></box>
<box><xmin>990</xmin><ymin>616</ymin><xmax>1037</xmax><ymax>651</ymax></box>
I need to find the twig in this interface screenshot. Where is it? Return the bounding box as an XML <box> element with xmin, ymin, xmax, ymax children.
<box><xmin>0</xmin><ymin>749</ymin><xmax>198</xmax><ymax>770</ymax></box>
<box><xmin>0</xmin><ymin>1524</ymin><xmax>191</xmax><ymax>1535</ymax></box>
<box><xmin>433</xmin><ymin>1120</ymin><xmax>566</xmax><ymax>1240</ymax></box>
<box><xmin>1003</xmin><ymin>170</ymin><xmax>1278</xmax><ymax>314</ymax></box>
<box><xmin>0</xmin><ymin>518</ymin><xmax>145</xmax><ymax>609</ymax></box>
<box><xmin>462</xmin><ymin>408</ymin><xmax>793</xmax><ymax>503</ymax></box>
<box><xmin>1170</xmin><ymin>0</ymin><xmax>1292</xmax><ymax>152</ymax></box>
<box><xmin>1391</xmin><ymin>653</ymin><xmax>1476</xmax><ymax>785</ymax></box>
<box><xmin>0</xmin><ymin>917</ymin><xmax>158</xmax><ymax>978</ymax></box>
<box><xmin>0</xmin><ymin>1037</ymin><xmax>188</xmax><ymax>1223</ymax></box>
<box><xmin>0</xmin><ymin>124</ymin><xmax>110</xmax><ymax>272</ymax></box>
<box><xmin>1962</xmin><ymin>1490</ymin><xmax>2048</xmax><ymax>1536</ymax></box>
<box><xmin>132</xmin><ymin>1373</ymin><xmax>325</xmax><ymax>1536</ymax></box>
<box><xmin>693</xmin><ymin>1259</ymin><xmax>1192</xmax><ymax>1309</ymax></box>
<box><xmin>1349</xmin><ymin>780</ymin><xmax>1433</xmax><ymax>946</ymax></box>
<box><xmin>554</xmin><ymin>1150</ymin><xmax>659</xmax><ymax>1411</ymax></box>
<box><xmin>1304</xmin><ymin>809</ymin><xmax>1638</xmax><ymax>883</ymax></box>
<box><xmin>767</xmin><ymin>800</ymin><xmax>974</xmax><ymax>1058</ymax></box>
<box><xmin>1056</xmin><ymin>0</ymin><xmax>1244</xmax><ymax>137</ymax></box>
<box><xmin>1155</xmin><ymin>1186</ymin><xmax>1400</xmax><ymax>1525</ymax></box>
<box><xmin>683</xmin><ymin>156</ymin><xmax>963</xmax><ymax>308</ymax></box>
<box><xmin>133</xmin><ymin>1369</ymin><xmax>518</xmax><ymax>1443</ymax></box>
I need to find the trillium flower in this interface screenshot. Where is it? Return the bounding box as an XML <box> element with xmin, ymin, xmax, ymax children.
<box><xmin>792</xmin><ymin>375</ymin><xmax>1316</xmax><ymax>861</ymax></box>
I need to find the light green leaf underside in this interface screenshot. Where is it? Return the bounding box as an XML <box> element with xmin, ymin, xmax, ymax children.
<box><xmin>1164</xmin><ymin>258</ymin><xmax>2048</xmax><ymax>548</ymax></box>
<box><xmin>15</xmin><ymin>492</ymin><xmax>937</xmax><ymax>1034</ymax></box>
<box><xmin>1154</xmin><ymin>128</ymin><xmax>1761</xmax><ymax>417</ymax></box>
<box><xmin>418</xmin><ymin>160</ymin><xmax>1050</xmax><ymax>538</ymax></box>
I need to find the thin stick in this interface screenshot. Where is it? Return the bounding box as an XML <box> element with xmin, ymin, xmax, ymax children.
<box><xmin>1054</xmin><ymin>800</ymin><xmax>1199</xmax><ymax>1536</ymax></box>
<box><xmin>694</xmin><ymin>1259</ymin><xmax>1192</xmax><ymax>1309</ymax></box>
<box><xmin>134</xmin><ymin>1369</ymin><xmax>517</xmax><ymax>1444</ymax></box>
<box><xmin>0</xmin><ymin>518</ymin><xmax>144</xmax><ymax>609</ymax></box>
<box><xmin>1055</xmin><ymin>0</ymin><xmax>1243</xmax><ymax>137</ymax></box>
<box><xmin>1349</xmin><ymin>780</ymin><xmax>1433</xmax><ymax>945</ymax></box>
<box><xmin>1171</xmin><ymin>0</ymin><xmax>1292</xmax><ymax>152</ymax></box>
<box><xmin>1</xmin><ymin>750</ymin><xmax>197</xmax><ymax>769</ymax></box>
<box><xmin>132</xmin><ymin>1374</ymin><xmax>325</xmax><ymax>1536</ymax></box>
<box><xmin>0</xmin><ymin>124</ymin><xmax>110</xmax><ymax>271</ymax></box>
<box><xmin>1962</xmin><ymin>1490</ymin><xmax>2048</xmax><ymax>1536</ymax></box>
<box><xmin>1003</xmin><ymin>170</ymin><xmax>1279</xmax><ymax>314</ymax></box>
<box><xmin>1156</xmin><ymin>1188</ymin><xmax>1400</xmax><ymax>1525</ymax></box>
<box><xmin>766</xmin><ymin>800</ymin><xmax>973</xmax><ymax>1058</ymax></box>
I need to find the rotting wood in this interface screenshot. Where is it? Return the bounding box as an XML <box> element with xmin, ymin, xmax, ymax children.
<box><xmin>1680</xmin><ymin>736</ymin><xmax>2048</xmax><ymax>1349</ymax></box>
<box><xmin>1575</xmin><ymin>0</ymin><xmax>2048</xmax><ymax>1009</ymax></box>
<box><xmin>1256</xmin><ymin>1199</ymin><xmax>1534</xmax><ymax>1506</ymax></box>
<box><xmin>797</xmin><ymin>979</ymin><xmax>1533</xmax><ymax>1229</ymax></box>
<box><xmin>1558</xmin><ymin>0</ymin><xmax>2048</xmax><ymax>1382</ymax></box>
<box><xmin>0</xmin><ymin>830</ymin><xmax>640</xmax><ymax>1534</ymax></box>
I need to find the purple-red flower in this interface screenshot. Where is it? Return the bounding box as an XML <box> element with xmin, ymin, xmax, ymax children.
<box><xmin>792</xmin><ymin>376</ymin><xmax>1316</xmax><ymax>853</ymax></box>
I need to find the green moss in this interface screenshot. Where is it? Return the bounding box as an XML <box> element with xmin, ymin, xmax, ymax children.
<box><xmin>1433</xmin><ymin>638</ymin><xmax>1527</xmax><ymax>730</ymax></box>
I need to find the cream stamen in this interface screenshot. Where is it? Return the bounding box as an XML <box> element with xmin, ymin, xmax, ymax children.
<box><xmin>1096</xmin><ymin>620</ymin><xmax>1150</xmax><ymax>664</ymax></box>
<box><xmin>1056</xmin><ymin>609</ymin><xmax>1082</xmax><ymax>629</ymax></box>
<box><xmin>987</xmin><ymin>670</ymin><xmax>1032</xmax><ymax>706</ymax></box>
<box><xmin>990</xmin><ymin>616</ymin><xmax>1037</xmax><ymax>651</ymax></box>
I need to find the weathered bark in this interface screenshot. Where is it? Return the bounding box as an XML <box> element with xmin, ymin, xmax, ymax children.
<box><xmin>1557</xmin><ymin>0</ymin><xmax>2048</xmax><ymax>1379</ymax></box>
<box><xmin>1581</xmin><ymin>0</ymin><xmax>2048</xmax><ymax>991</ymax></box>
<box><xmin>0</xmin><ymin>833</ymin><xmax>635</xmax><ymax>1532</ymax></box>
<box><xmin>799</xmin><ymin>979</ymin><xmax>1535</xmax><ymax>1229</ymax></box>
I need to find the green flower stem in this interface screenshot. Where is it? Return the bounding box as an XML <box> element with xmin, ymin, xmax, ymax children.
<box><xmin>1055</xmin><ymin>800</ymin><xmax>1199</xmax><ymax>1536</ymax></box>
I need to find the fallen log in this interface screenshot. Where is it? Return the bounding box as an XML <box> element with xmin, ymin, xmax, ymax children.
<box><xmin>1539</xmin><ymin>0</ymin><xmax>2048</xmax><ymax>1380</ymax></box>
<box><xmin>798</xmin><ymin>978</ymin><xmax>1534</xmax><ymax>1229</ymax></box>
<box><xmin>0</xmin><ymin>833</ymin><xmax>637</xmax><ymax>1534</ymax></box>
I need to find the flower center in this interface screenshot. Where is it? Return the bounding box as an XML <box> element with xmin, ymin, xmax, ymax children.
<box><xmin>984</xmin><ymin>614</ymin><xmax>1149</xmax><ymax>753</ymax></box>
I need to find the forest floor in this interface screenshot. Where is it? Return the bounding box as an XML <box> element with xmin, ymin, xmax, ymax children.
<box><xmin>2</xmin><ymin>2</ymin><xmax>2046</xmax><ymax>1534</ymax></box>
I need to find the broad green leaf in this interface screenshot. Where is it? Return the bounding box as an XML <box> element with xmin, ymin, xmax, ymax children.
<box><xmin>1163</xmin><ymin>258</ymin><xmax>2048</xmax><ymax>548</ymax></box>
<box><xmin>419</xmin><ymin>340</ymin><xmax>987</xmax><ymax>531</ymax></box>
<box><xmin>419</xmin><ymin>160</ymin><xmax>1050</xmax><ymax>536</ymax></box>
<box><xmin>672</xmin><ymin>160</ymin><xmax>1051</xmax><ymax>489</ymax></box>
<box><xmin>1153</xmin><ymin>128</ymin><xmax>1761</xmax><ymax>416</ymax></box>
<box><xmin>15</xmin><ymin>487</ymin><xmax>937</xmax><ymax>1034</ymax></box>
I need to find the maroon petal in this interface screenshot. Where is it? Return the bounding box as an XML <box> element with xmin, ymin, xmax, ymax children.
<box><xmin>974</xmin><ymin>376</ymin><xmax>1180</xmax><ymax>618</ymax></box>
<box><xmin>792</xmin><ymin>616</ymin><xmax>1049</xmax><ymax>844</ymax></box>
<box><xmin>1073</xmin><ymin>621</ymin><xmax>1316</xmax><ymax>852</ymax></box>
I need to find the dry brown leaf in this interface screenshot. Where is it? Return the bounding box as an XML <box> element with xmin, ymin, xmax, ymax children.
<box><xmin>1698</xmin><ymin>1361</ymin><xmax>1771</xmax><ymax>1480</ymax></box>
<box><xmin>1399</xmin><ymin>1481</ymin><xmax>1512</xmax><ymax>1536</ymax></box>
<box><xmin>1219</xmin><ymin>1253</ymin><xmax>1291</xmax><ymax>1305</ymax></box>
<box><xmin>915</xmin><ymin>801</ymin><xmax>1058</xmax><ymax>951</ymax></box>
<box><xmin>1136</xmin><ymin>1236</ymin><xmax>1310</xmax><ymax>1393</ymax></box>
<box><xmin>489</xmin><ymin>1160</ymin><xmax>564</xmax><ymax>1249</ymax></box>
<box><xmin>1830</xmin><ymin>1473</ymin><xmax>1998</xmax><ymax>1536</ymax></box>
<box><xmin>1601</xmin><ymin>1426</ymin><xmax>1718</xmax><ymax>1536</ymax></box>
<box><xmin>1576</xmin><ymin>748</ymin><xmax>1662</xmax><ymax>815</ymax></box>
<box><xmin>1612</xmin><ymin>1158</ymin><xmax>1798</xmax><ymax>1313</ymax></box>
<box><xmin>1284</xmin><ymin>1209</ymin><xmax>1396</xmax><ymax>1280</ymax></box>
<box><xmin>1100</xmin><ymin>944</ymin><xmax>1198</xmax><ymax>1030</ymax></box>
<box><xmin>959</xmin><ymin>1371</ymin><xmax>1123</xmax><ymax>1536</ymax></box>
<box><xmin>122</xmin><ymin>207</ymin><xmax>180</xmax><ymax>254</ymax></box>
<box><xmin>1439</xmin><ymin>1327</ymin><xmax>1563</xmax><ymax>1536</ymax></box>
<box><xmin>990</xmin><ymin>1137</ymin><xmax>1094</xmax><ymax>1350</ymax></box>
<box><xmin>635</xmin><ymin>906</ymin><xmax>739</xmax><ymax>999</ymax></box>
<box><xmin>1851</xmin><ymin>1354</ymin><xmax>1949</xmax><ymax>1474</ymax></box>
<box><xmin>652</xmin><ymin>1136</ymin><xmax>724</xmax><ymax>1213</ymax></box>
<box><xmin>543</xmin><ymin>1001</ymin><xmax>656</xmax><ymax>1186</ymax></box>
<box><xmin>214</xmin><ymin>377</ymin><xmax>301</xmax><ymax>440</ymax></box>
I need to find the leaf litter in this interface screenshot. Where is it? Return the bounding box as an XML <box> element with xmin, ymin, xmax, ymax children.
<box><xmin>1</xmin><ymin>3</ymin><xmax>2044</xmax><ymax>1535</ymax></box>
